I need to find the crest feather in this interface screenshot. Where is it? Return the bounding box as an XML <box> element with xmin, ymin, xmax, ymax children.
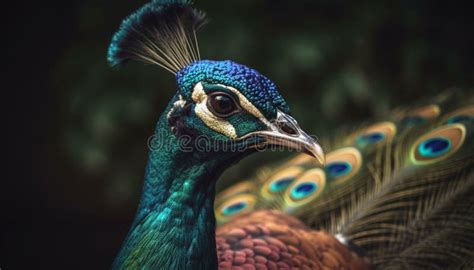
<box><xmin>108</xmin><ymin>0</ymin><xmax>207</xmax><ymax>74</ymax></box>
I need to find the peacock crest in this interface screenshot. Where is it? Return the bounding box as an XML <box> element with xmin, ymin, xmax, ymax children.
<box><xmin>108</xmin><ymin>0</ymin><xmax>207</xmax><ymax>73</ymax></box>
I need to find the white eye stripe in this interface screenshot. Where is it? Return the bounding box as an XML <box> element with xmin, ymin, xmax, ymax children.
<box><xmin>191</xmin><ymin>82</ymin><xmax>206</xmax><ymax>102</ymax></box>
<box><xmin>191</xmin><ymin>82</ymin><xmax>272</xmax><ymax>139</ymax></box>
<box><xmin>192</xmin><ymin>82</ymin><xmax>237</xmax><ymax>139</ymax></box>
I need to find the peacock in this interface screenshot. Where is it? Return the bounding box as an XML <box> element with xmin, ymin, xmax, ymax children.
<box><xmin>107</xmin><ymin>0</ymin><xmax>474</xmax><ymax>269</ymax></box>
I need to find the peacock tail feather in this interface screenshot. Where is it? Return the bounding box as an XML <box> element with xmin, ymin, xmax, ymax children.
<box><xmin>215</xmin><ymin>90</ymin><xmax>474</xmax><ymax>269</ymax></box>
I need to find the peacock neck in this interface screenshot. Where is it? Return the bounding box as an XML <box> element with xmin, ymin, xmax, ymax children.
<box><xmin>113</xmin><ymin>98</ymin><xmax>239</xmax><ymax>270</ymax></box>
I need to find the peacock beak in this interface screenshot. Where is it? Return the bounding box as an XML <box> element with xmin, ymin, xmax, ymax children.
<box><xmin>242</xmin><ymin>109</ymin><xmax>325</xmax><ymax>165</ymax></box>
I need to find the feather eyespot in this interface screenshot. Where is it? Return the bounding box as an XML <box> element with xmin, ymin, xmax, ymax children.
<box><xmin>411</xmin><ymin>124</ymin><xmax>466</xmax><ymax>164</ymax></box>
<box><xmin>418</xmin><ymin>137</ymin><xmax>452</xmax><ymax>158</ymax></box>
<box><xmin>261</xmin><ymin>166</ymin><xmax>303</xmax><ymax>199</ymax></box>
<box><xmin>269</xmin><ymin>177</ymin><xmax>294</xmax><ymax>192</ymax></box>
<box><xmin>215</xmin><ymin>194</ymin><xmax>256</xmax><ymax>224</ymax></box>
<box><xmin>324</xmin><ymin>147</ymin><xmax>362</xmax><ymax>185</ymax></box>
<box><xmin>215</xmin><ymin>181</ymin><xmax>255</xmax><ymax>224</ymax></box>
<box><xmin>356</xmin><ymin>132</ymin><xmax>385</xmax><ymax>146</ymax></box>
<box><xmin>441</xmin><ymin>105</ymin><xmax>474</xmax><ymax>124</ymax></box>
<box><xmin>222</xmin><ymin>201</ymin><xmax>247</xmax><ymax>215</ymax></box>
<box><xmin>284</xmin><ymin>168</ymin><xmax>326</xmax><ymax>207</ymax></box>
<box><xmin>290</xmin><ymin>182</ymin><xmax>318</xmax><ymax>200</ymax></box>
<box><xmin>326</xmin><ymin>161</ymin><xmax>353</xmax><ymax>178</ymax></box>
<box><xmin>348</xmin><ymin>122</ymin><xmax>396</xmax><ymax>148</ymax></box>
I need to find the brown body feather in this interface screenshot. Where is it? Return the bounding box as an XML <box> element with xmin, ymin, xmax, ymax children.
<box><xmin>216</xmin><ymin>210</ymin><xmax>370</xmax><ymax>270</ymax></box>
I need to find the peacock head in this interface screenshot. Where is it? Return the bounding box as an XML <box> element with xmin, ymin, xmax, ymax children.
<box><xmin>168</xmin><ymin>60</ymin><xmax>324</xmax><ymax>162</ymax></box>
<box><xmin>107</xmin><ymin>0</ymin><xmax>324</xmax><ymax>164</ymax></box>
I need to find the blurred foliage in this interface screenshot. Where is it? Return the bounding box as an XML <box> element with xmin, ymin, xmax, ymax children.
<box><xmin>11</xmin><ymin>0</ymin><xmax>474</xmax><ymax>269</ymax></box>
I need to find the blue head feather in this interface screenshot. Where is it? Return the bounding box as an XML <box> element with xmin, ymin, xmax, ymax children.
<box><xmin>177</xmin><ymin>60</ymin><xmax>290</xmax><ymax>119</ymax></box>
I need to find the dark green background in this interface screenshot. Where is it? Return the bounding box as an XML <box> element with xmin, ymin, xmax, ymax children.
<box><xmin>5</xmin><ymin>0</ymin><xmax>473</xmax><ymax>269</ymax></box>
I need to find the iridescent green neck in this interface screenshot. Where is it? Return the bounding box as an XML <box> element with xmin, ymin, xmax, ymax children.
<box><xmin>113</xmin><ymin>97</ymin><xmax>241</xmax><ymax>270</ymax></box>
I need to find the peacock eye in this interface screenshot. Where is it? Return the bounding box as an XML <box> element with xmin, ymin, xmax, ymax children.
<box><xmin>207</xmin><ymin>92</ymin><xmax>240</xmax><ymax>117</ymax></box>
<box><xmin>326</xmin><ymin>161</ymin><xmax>352</xmax><ymax>178</ymax></box>
<box><xmin>290</xmin><ymin>182</ymin><xmax>318</xmax><ymax>200</ymax></box>
<box><xmin>410</xmin><ymin>124</ymin><xmax>465</xmax><ymax>164</ymax></box>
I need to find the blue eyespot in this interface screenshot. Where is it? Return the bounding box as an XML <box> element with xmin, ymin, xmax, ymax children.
<box><xmin>418</xmin><ymin>137</ymin><xmax>452</xmax><ymax>158</ymax></box>
<box><xmin>222</xmin><ymin>201</ymin><xmax>247</xmax><ymax>216</ymax></box>
<box><xmin>291</xmin><ymin>182</ymin><xmax>318</xmax><ymax>200</ymax></box>
<box><xmin>401</xmin><ymin>116</ymin><xmax>427</xmax><ymax>126</ymax></box>
<box><xmin>356</xmin><ymin>132</ymin><xmax>385</xmax><ymax>147</ymax></box>
<box><xmin>326</xmin><ymin>161</ymin><xmax>352</xmax><ymax>178</ymax></box>
<box><xmin>447</xmin><ymin>115</ymin><xmax>472</xmax><ymax>124</ymax></box>
<box><xmin>270</xmin><ymin>177</ymin><xmax>294</xmax><ymax>192</ymax></box>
